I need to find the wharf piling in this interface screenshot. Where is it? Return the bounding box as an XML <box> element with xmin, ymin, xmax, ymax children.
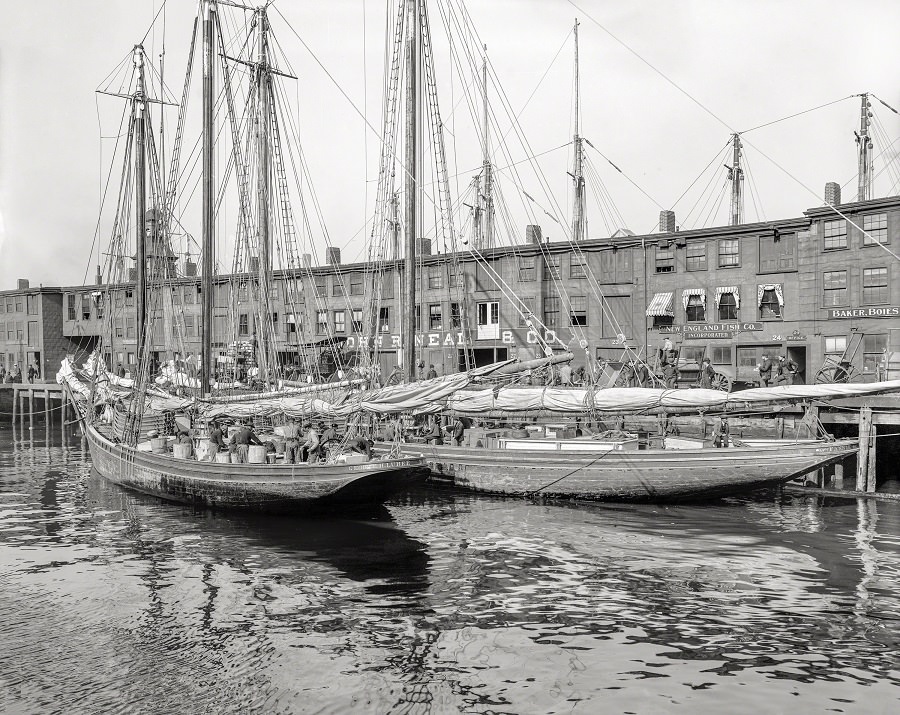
<box><xmin>1</xmin><ymin>383</ymin><xmax>68</xmax><ymax>434</ymax></box>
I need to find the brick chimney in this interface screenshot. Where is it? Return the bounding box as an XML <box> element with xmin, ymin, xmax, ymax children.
<box><xmin>525</xmin><ymin>225</ymin><xmax>543</xmax><ymax>244</ymax></box>
<box><xmin>825</xmin><ymin>182</ymin><xmax>841</xmax><ymax>206</ymax></box>
<box><xmin>17</xmin><ymin>278</ymin><xmax>29</xmax><ymax>290</ymax></box>
<box><xmin>659</xmin><ymin>210</ymin><xmax>676</xmax><ymax>233</ymax></box>
<box><xmin>325</xmin><ymin>246</ymin><xmax>341</xmax><ymax>265</ymax></box>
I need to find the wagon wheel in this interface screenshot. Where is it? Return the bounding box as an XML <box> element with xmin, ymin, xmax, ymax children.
<box><xmin>711</xmin><ymin>373</ymin><xmax>732</xmax><ymax>392</ymax></box>
<box><xmin>815</xmin><ymin>366</ymin><xmax>857</xmax><ymax>384</ymax></box>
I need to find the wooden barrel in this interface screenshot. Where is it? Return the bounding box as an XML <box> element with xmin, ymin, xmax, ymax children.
<box><xmin>172</xmin><ymin>443</ymin><xmax>192</xmax><ymax>460</ymax></box>
<box><xmin>273</xmin><ymin>439</ymin><xmax>285</xmax><ymax>455</ymax></box>
<box><xmin>230</xmin><ymin>452</ymin><xmax>241</xmax><ymax>464</ymax></box>
<box><xmin>215</xmin><ymin>451</ymin><xmax>231</xmax><ymax>464</ymax></box>
<box><xmin>248</xmin><ymin>445</ymin><xmax>267</xmax><ymax>464</ymax></box>
<box><xmin>150</xmin><ymin>437</ymin><xmax>167</xmax><ymax>454</ymax></box>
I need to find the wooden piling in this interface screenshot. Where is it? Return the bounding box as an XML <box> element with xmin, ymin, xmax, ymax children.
<box><xmin>833</xmin><ymin>461</ymin><xmax>844</xmax><ymax>489</ymax></box>
<box><xmin>867</xmin><ymin>423</ymin><xmax>877</xmax><ymax>493</ymax></box>
<box><xmin>12</xmin><ymin>388</ymin><xmax>17</xmax><ymax>424</ymax></box>
<box><xmin>44</xmin><ymin>389</ymin><xmax>50</xmax><ymax>425</ymax></box>
<box><xmin>28</xmin><ymin>389</ymin><xmax>34</xmax><ymax>431</ymax></box>
<box><xmin>856</xmin><ymin>406</ymin><xmax>873</xmax><ymax>492</ymax></box>
<box><xmin>19</xmin><ymin>392</ymin><xmax>25</xmax><ymax>429</ymax></box>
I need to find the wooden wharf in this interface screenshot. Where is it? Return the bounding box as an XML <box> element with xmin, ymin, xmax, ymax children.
<box><xmin>0</xmin><ymin>383</ymin><xmax>72</xmax><ymax>433</ymax></box>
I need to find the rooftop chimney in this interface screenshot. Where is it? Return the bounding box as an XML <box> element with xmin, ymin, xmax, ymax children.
<box><xmin>301</xmin><ymin>253</ymin><xmax>312</xmax><ymax>267</ymax></box>
<box><xmin>416</xmin><ymin>238</ymin><xmax>432</xmax><ymax>257</ymax></box>
<box><xmin>184</xmin><ymin>258</ymin><xmax>197</xmax><ymax>277</ymax></box>
<box><xmin>95</xmin><ymin>265</ymin><xmax>103</xmax><ymax>285</ymax></box>
<box><xmin>659</xmin><ymin>210</ymin><xmax>676</xmax><ymax>233</ymax></box>
<box><xmin>824</xmin><ymin>182</ymin><xmax>841</xmax><ymax>206</ymax></box>
<box><xmin>17</xmin><ymin>279</ymin><xmax>29</xmax><ymax>290</ymax></box>
<box><xmin>325</xmin><ymin>246</ymin><xmax>341</xmax><ymax>265</ymax></box>
<box><xmin>525</xmin><ymin>225</ymin><xmax>543</xmax><ymax>244</ymax></box>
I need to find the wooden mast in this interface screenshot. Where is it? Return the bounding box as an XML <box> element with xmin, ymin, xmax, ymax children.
<box><xmin>201</xmin><ymin>0</ymin><xmax>216</xmax><ymax>395</ymax></box>
<box><xmin>255</xmin><ymin>7</ymin><xmax>272</xmax><ymax>385</ymax></box>
<box><xmin>403</xmin><ymin>0</ymin><xmax>418</xmax><ymax>383</ymax></box>
<box><xmin>133</xmin><ymin>45</ymin><xmax>148</xmax><ymax>363</ymax></box>
<box><xmin>481</xmin><ymin>45</ymin><xmax>493</xmax><ymax>249</ymax></box>
<box><xmin>571</xmin><ymin>20</ymin><xmax>586</xmax><ymax>242</ymax></box>
<box><xmin>728</xmin><ymin>133</ymin><xmax>743</xmax><ymax>226</ymax></box>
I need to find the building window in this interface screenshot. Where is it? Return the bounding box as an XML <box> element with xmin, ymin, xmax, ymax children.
<box><xmin>569</xmin><ymin>295</ymin><xmax>587</xmax><ymax>326</ymax></box>
<box><xmin>95</xmin><ymin>295</ymin><xmax>104</xmax><ymax>320</ymax></box>
<box><xmin>718</xmin><ymin>239</ymin><xmax>739</xmax><ymax>267</ymax></box>
<box><xmin>67</xmin><ymin>294</ymin><xmax>76</xmax><ymax>321</ymax></box>
<box><xmin>862</xmin><ymin>213</ymin><xmax>888</xmax><ymax>246</ymax></box>
<box><xmin>351</xmin><ymin>309</ymin><xmax>364</xmax><ymax>333</ymax></box>
<box><xmin>823</xmin><ymin>270</ymin><xmax>848</xmax><ymax>307</ymax></box>
<box><xmin>823</xmin><ymin>219</ymin><xmax>847</xmax><ymax>250</ymax></box>
<box><xmin>125</xmin><ymin>289</ymin><xmax>134</xmax><ymax>307</ymax></box>
<box><xmin>685</xmin><ymin>243</ymin><xmax>707</xmax><ymax>271</ymax></box>
<box><xmin>570</xmin><ymin>254</ymin><xmax>587</xmax><ymax>279</ymax></box>
<box><xmin>544</xmin><ymin>255</ymin><xmax>561</xmax><ymax>281</ymax></box>
<box><xmin>427</xmin><ymin>266</ymin><xmax>444</xmax><ymax>289</ymax></box>
<box><xmin>600</xmin><ymin>248</ymin><xmax>633</xmax><ymax>283</ymax></box>
<box><xmin>429</xmin><ymin>304</ymin><xmax>442</xmax><ymax>330</ymax></box>
<box><xmin>127</xmin><ymin>352</ymin><xmax>135</xmax><ymax>366</ymax></box>
<box><xmin>717</xmin><ymin>292</ymin><xmax>738</xmax><ymax>321</ymax></box>
<box><xmin>126</xmin><ymin>316</ymin><xmax>135</xmax><ymax>339</ymax></box>
<box><xmin>332</xmin><ymin>277</ymin><xmax>344</xmax><ymax>297</ymax></box>
<box><xmin>314</xmin><ymin>276</ymin><xmax>326</xmax><ymax>296</ymax></box>
<box><xmin>316</xmin><ymin>310</ymin><xmax>328</xmax><ymax>335</ymax></box>
<box><xmin>237</xmin><ymin>283</ymin><xmax>249</xmax><ymax>302</ymax></box>
<box><xmin>655</xmin><ymin>247</ymin><xmax>675</xmax><ymax>273</ymax></box>
<box><xmin>81</xmin><ymin>295</ymin><xmax>91</xmax><ymax>320</ymax></box>
<box><xmin>518</xmin><ymin>297</ymin><xmax>535</xmax><ymax>327</ymax></box>
<box><xmin>711</xmin><ymin>346</ymin><xmax>732</xmax><ymax>365</ymax></box>
<box><xmin>333</xmin><ymin>310</ymin><xmax>345</xmax><ymax>334</ymax></box>
<box><xmin>238</xmin><ymin>313</ymin><xmax>249</xmax><ymax>336</ymax></box>
<box><xmin>450</xmin><ymin>303</ymin><xmax>462</xmax><ymax>329</ymax></box>
<box><xmin>759</xmin><ymin>231</ymin><xmax>796</xmax><ymax>272</ymax></box>
<box><xmin>378</xmin><ymin>307</ymin><xmax>390</xmax><ymax>333</ymax></box>
<box><xmin>543</xmin><ymin>296</ymin><xmax>560</xmax><ymax>328</ymax></box>
<box><xmin>863</xmin><ymin>334</ymin><xmax>887</xmax><ymax>374</ymax></box>
<box><xmin>183</xmin><ymin>286</ymin><xmax>194</xmax><ymax>305</ymax></box>
<box><xmin>184</xmin><ymin>315</ymin><xmax>195</xmax><ymax>338</ymax></box>
<box><xmin>758</xmin><ymin>285</ymin><xmax>783</xmax><ymax>319</ymax></box>
<box><xmin>26</xmin><ymin>296</ymin><xmax>38</xmax><ymax>315</ymax></box>
<box><xmin>476</xmin><ymin>301</ymin><xmax>500</xmax><ymax>340</ymax></box>
<box><xmin>348</xmin><ymin>274</ymin><xmax>363</xmax><ymax>296</ymax></box>
<box><xmin>685</xmin><ymin>294</ymin><xmax>705</xmax><ymax>322</ymax></box>
<box><xmin>824</xmin><ymin>336</ymin><xmax>847</xmax><ymax>359</ymax></box>
<box><xmin>862</xmin><ymin>267</ymin><xmax>888</xmax><ymax>304</ymax></box>
<box><xmin>415</xmin><ymin>305</ymin><xmax>421</xmax><ymax>332</ymax></box>
<box><xmin>115</xmin><ymin>320</ymin><xmax>124</xmax><ymax>338</ymax></box>
<box><xmin>518</xmin><ymin>256</ymin><xmax>536</xmax><ymax>282</ymax></box>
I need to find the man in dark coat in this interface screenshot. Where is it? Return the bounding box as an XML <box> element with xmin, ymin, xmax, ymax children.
<box><xmin>758</xmin><ymin>354</ymin><xmax>773</xmax><ymax>387</ymax></box>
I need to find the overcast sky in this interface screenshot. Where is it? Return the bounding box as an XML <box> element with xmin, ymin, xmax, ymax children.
<box><xmin>1</xmin><ymin>0</ymin><xmax>899</xmax><ymax>291</ymax></box>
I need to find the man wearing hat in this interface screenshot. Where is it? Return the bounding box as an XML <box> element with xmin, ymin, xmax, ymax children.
<box><xmin>758</xmin><ymin>353</ymin><xmax>773</xmax><ymax>387</ymax></box>
<box><xmin>229</xmin><ymin>419</ymin><xmax>262</xmax><ymax>463</ymax></box>
<box><xmin>698</xmin><ymin>357</ymin><xmax>715</xmax><ymax>389</ymax></box>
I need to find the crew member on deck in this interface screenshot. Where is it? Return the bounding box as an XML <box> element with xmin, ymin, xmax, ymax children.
<box><xmin>230</xmin><ymin>419</ymin><xmax>262</xmax><ymax>463</ymax></box>
<box><xmin>282</xmin><ymin>417</ymin><xmax>301</xmax><ymax>464</ymax></box>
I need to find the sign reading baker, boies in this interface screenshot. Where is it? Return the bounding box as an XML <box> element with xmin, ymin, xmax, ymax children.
<box><xmin>827</xmin><ymin>306</ymin><xmax>900</xmax><ymax>319</ymax></box>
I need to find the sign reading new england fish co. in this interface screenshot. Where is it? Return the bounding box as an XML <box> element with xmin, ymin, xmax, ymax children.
<box><xmin>827</xmin><ymin>306</ymin><xmax>900</xmax><ymax>319</ymax></box>
<box><xmin>659</xmin><ymin>322</ymin><xmax>762</xmax><ymax>335</ymax></box>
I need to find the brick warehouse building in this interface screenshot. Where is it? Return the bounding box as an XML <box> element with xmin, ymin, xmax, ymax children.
<box><xmin>3</xmin><ymin>190</ymin><xmax>898</xmax><ymax>385</ymax></box>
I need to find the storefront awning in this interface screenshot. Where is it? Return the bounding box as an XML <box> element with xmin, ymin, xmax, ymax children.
<box><xmin>646</xmin><ymin>292</ymin><xmax>674</xmax><ymax>317</ymax></box>
<box><xmin>757</xmin><ymin>283</ymin><xmax>784</xmax><ymax>307</ymax></box>
<box><xmin>681</xmin><ymin>287</ymin><xmax>706</xmax><ymax>310</ymax></box>
<box><xmin>714</xmin><ymin>286</ymin><xmax>740</xmax><ymax>308</ymax></box>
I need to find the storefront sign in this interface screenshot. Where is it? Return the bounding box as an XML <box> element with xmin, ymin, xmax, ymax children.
<box><xmin>659</xmin><ymin>322</ymin><xmax>762</xmax><ymax>335</ymax></box>
<box><xmin>683</xmin><ymin>331</ymin><xmax>735</xmax><ymax>340</ymax></box>
<box><xmin>786</xmin><ymin>335</ymin><xmax>807</xmax><ymax>342</ymax></box>
<box><xmin>827</xmin><ymin>306</ymin><xmax>900</xmax><ymax>319</ymax></box>
<box><xmin>345</xmin><ymin>331</ymin><xmax>473</xmax><ymax>350</ymax></box>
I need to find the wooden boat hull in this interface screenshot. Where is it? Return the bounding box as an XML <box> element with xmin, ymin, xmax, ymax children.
<box><xmin>399</xmin><ymin>439</ymin><xmax>858</xmax><ymax>501</ymax></box>
<box><xmin>85</xmin><ymin>424</ymin><xmax>427</xmax><ymax>513</ymax></box>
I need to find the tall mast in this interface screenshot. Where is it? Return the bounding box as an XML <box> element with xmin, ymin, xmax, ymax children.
<box><xmin>727</xmin><ymin>132</ymin><xmax>743</xmax><ymax>226</ymax></box>
<box><xmin>255</xmin><ymin>7</ymin><xmax>272</xmax><ymax>384</ymax></box>
<box><xmin>403</xmin><ymin>0</ymin><xmax>418</xmax><ymax>383</ymax></box>
<box><xmin>133</xmin><ymin>45</ymin><xmax>148</xmax><ymax>363</ymax></box>
<box><xmin>856</xmin><ymin>93</ymin><xmax>874</xmax><ymax>201</ymax></box>
<box><xmin>480</xmin><ymin>45</ymin><xmax>494</xmax><ymax>250</ymax></box>
<box><xmin>570</xmin><ymin>20</ymin><xmax>586</xmax><ymax>242</ymax></box>
<box><xmin>200</xmin><ymin>0</ymin><xmax>216</xmax><ymax>395</ymax></box>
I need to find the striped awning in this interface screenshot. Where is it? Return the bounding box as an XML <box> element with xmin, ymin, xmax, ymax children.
<box><xmin>646</xmin><ymin>292</ymin><xmax>674</xmax><ymax>317</ymax></box>
<box><xmin>682</xmin><ymin>287</ymin><xmax>706</xmax><ymax>310</ymax></box>
<box><xmin>714</xmin><ymin>286</ymin><xmax>740</xmax><ymax>308</ymax></box>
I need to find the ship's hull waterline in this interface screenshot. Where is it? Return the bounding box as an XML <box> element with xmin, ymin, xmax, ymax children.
<box><xmin>85</xmin><ymin>424</ymin><xmax>427</xmax><ymax>513</ymax></box>
<box><xmin>404</xmin><ymin>440</ymin><xmax>857</xmax><ymax>501</ymax></box>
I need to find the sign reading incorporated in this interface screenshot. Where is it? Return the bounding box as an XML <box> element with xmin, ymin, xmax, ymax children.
<box><xmin>827</xmin><ymin>306</ymin><xmax>900</xmax><ymax>319</ymax></box>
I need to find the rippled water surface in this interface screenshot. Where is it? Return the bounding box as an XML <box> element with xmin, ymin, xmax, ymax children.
<box><xmin>2</xmin><ymin>424</ymin><xmax>900</xmax><ymax>714</ymax></box>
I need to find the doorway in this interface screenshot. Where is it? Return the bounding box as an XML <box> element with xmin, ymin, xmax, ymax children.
<box><xmin>786</xmin><ymin>345</ymin><xmax>807</xmax><ymax>384</ymax></box>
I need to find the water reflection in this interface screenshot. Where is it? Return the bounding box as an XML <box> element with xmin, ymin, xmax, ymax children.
<box><xmin>1</xmin><ymin>431</ymin><xmax>900</xmax><ymax>713</ymax></box>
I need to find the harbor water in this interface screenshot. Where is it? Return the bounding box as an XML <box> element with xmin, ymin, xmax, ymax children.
<box><xmin>1</xmin><ymin>426</ymin><xmax>899</xmax><ymax>714</ymax></box>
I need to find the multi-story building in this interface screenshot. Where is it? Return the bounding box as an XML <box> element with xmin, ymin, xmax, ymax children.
<box><xmin>10</xmin><ymin>188</ymin><xmax>898</xmax><ymax>386</ymax></box>
<box><xmin>0</xmin><ymin>280</ymin><xmax>86</xmax><ymax>380</ymax></box>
